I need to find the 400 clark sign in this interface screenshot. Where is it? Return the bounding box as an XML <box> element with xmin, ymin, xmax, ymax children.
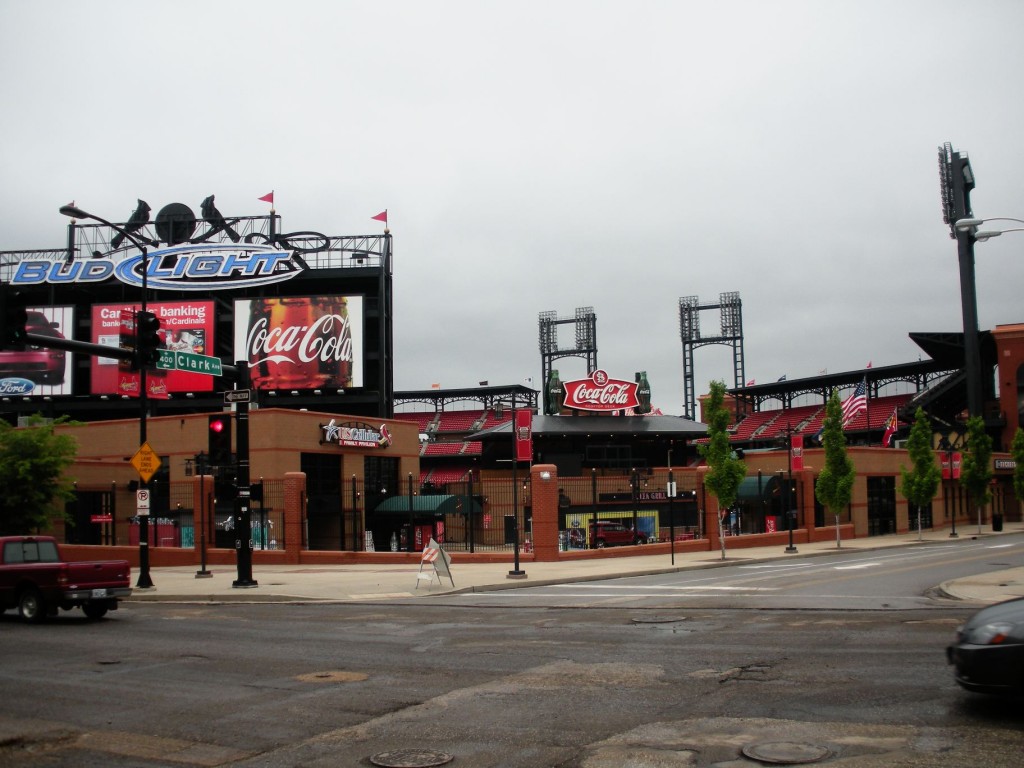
<box><xmin>156</xmin><ymin>350</ymin><xmax>223</xmax><ymax>376</ymax></box>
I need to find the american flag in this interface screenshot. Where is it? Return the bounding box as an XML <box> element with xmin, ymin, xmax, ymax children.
<box><xmin>841</xmin><ymin>379</ymin><xmax>867</xmax><ymax>428</ymax></box>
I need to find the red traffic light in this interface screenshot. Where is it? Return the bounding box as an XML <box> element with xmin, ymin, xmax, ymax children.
<box><xmin>209</xmin><ymin>418</ymin><xmax>226</xmax><ymax>433</ymax></box>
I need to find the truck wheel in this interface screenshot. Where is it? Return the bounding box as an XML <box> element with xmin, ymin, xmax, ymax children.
<box><xmin>83</xmin><ymin>603</ymin><xmax>109</xmax><ymax>620</ymax></box>
<box><xmin>595</xmin><ymin>539</ymin><xmax>606</xmax><ymax>548</ymax></box>
<box><xmin>18</xmin><ymin>589</ymin><xmax>47</xmax><ymax>623</ymax></box>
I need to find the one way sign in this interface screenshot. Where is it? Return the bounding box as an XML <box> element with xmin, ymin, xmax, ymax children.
<box><xmin>224</xmin><ymin>390</ymin><xmax>251</xmax><ymax>404</ymax></box>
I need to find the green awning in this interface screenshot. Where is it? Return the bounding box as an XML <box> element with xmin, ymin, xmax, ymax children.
<box><xmin>372</xmin><ymin>494</ymin><xmax>481</xmax><ymax>517</ymax></box>
<box><xmin>734</xmin><ymin>475</ymin><xmax>783</xmax><ymax>503</ymax></box>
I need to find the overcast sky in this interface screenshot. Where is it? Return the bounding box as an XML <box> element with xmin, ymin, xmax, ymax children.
<box><xmin>2</xmin><ymin>1</ymin><xmax>1022</xmax><ymax>415</ymax></box>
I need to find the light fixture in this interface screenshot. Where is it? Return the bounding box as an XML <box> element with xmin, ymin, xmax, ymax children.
<box><xmin>290</xmin><ymin>390</ymin><xmax>299</xmax><ymax>396</ymax></box>
<box><xmin>539</xmin><ymin>470</ymin><xmax>552</xmax><ymax>480</ymax></box>
<box><xmin>955</xmin><ymin>216</ymin><xmax>1024</xmax><ymax>231</ymax></box>
<box><xmin>974</xmin><ymin>228</ymin><xmax>1024</xmax><ymax>242</ymax></box>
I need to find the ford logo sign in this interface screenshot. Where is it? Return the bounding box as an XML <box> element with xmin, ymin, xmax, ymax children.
<box><xmin>0</xmin><ymin>378</ymin><xmax>36</xmax><ymax>395</ymax></box>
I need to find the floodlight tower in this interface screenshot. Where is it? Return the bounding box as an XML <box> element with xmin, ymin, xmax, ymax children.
<box><xmin>938</xmin><ymin>143</ymin><xmax>981</xmax><ymax>417</ymax></box>
<box><xmin>538</xmin><ymin>307</ymin><xmax>597</xmax><ymax>415</ymax></box>
<box><xmin>679</xmin><ymin>292</ymin><xmax>745</xmax><ymax>421</ymax></box>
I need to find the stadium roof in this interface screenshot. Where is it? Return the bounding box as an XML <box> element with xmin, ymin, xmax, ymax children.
<box><xmin>467</xmin><ymin>414</ymin><xmax>708</xmax><ymax>442</ymax></box>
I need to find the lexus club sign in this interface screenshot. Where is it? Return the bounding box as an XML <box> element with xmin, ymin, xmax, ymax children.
<box><xmin>562</xmin><ymin>369</ymin><xmax>639</xmax><ymax>412</ymax></box>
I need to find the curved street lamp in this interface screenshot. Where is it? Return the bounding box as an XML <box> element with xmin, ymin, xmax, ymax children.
<box><xmin>955</xmin><ymin>217</ymin><xmax>1024</xmax><ymax>242</ymax></box>
<box><xmin>60</xmin><ymin>204</ymin><xmax>155</xmax><ymax>589</ymax></box>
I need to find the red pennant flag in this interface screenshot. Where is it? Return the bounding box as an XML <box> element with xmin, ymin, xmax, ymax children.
<box><xmin>258</xmin><ymin>191</ymin><xmax>274</xmax><ymax>204</ymax></box>
<box><xmin>371</xmin><ymin>210</ymin><xmax>388</xmax><ymax>223</ymax></box>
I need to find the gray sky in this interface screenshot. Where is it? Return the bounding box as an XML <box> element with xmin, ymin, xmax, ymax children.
<box><xmin>2</xmin><ymin>1</ymin><xmax>1023</xmax><ymax>414</ymax></box>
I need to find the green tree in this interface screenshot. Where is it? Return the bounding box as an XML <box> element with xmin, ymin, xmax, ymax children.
<box><xmin>0</xmin><ymin>415</ymin><xmax>78</xmax><ymax>534</ymax></box>
<box><xmin>960</xmin><ymin>415</ymin><xmax>993</xmax><ymax>534</ymax></box>
<box><xmin>698</xmin><ymin>380</ymin><xmax>746</xmax><ymax>559</ymax></box>
<box><xmin>815</xmin><ymin>390</ymin><xmax>857</xmax><ymax>548</ymax></box>
<box><xmin>1011</xmin><ymin>427</ymin><xmax>1024</xmax><ymax>513</ymax></box>
<box><xmin>898</xmin><ymin>408</ymin><xmax>942</xmax><ymax>540</ymax></box>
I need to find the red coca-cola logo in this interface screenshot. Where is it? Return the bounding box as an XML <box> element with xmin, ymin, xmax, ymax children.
<box><xmin>562</xmin><ymin>370</ymin><xmax>639</xmax><ymax>412</ymax></box>
<box><xmin>246</xmin><ymin>313</ymin><xmax>353</xmax><ymax>368</ymax></box>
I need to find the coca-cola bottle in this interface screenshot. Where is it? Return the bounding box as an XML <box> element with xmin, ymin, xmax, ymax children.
<box><xmin>545</xmin><ymin>369</ymin><xmax>562</xmax><ymax>415</ymax></box>
<box><xmin>636</xmin><ymin>371</ymin><xmax>652</xmax><ymax>414</ymax></box>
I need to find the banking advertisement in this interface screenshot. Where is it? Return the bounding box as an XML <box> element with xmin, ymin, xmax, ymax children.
<box><xmin>90</xmin><ymin>301</ymin><xmax>217</xmax><ymax>395</ymax></box>
<box><xmin>233</xmin><ymin>296</ymin><xmax>363</xmax><ymax>391</ymax></box>
<box><xmin>0</xmin><ymin>305</ymin><xmax>74</xmax><ymax>397</ymax></box>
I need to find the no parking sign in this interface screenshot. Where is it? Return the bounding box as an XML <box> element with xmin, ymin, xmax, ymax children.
<box><xmin>136</xmin><ymin>488</ymin><xmax>151</xmax><ymax>516</ymax></box>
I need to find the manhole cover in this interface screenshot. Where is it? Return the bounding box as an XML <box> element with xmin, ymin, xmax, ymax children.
<box><xmin>369</xmin><ymin>748</ymin><xmax>454</xmax><ymax>767</ymax></box>
<box><xmin>741</xmin><ymin>741</ymin><xmax>831</xmax><ymax>764</ymax></box>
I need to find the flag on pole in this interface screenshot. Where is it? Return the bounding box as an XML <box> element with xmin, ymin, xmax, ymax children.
<box><xmin>866</xmin><ymin>361</ymin><xmax>873</xmax><ymax>369</ymax></box>
<box><xmin>746</xmin><ymin>379</ymin><xmax>756</xmax><ymax>386</ymax></box>
<box><xmin>841</xmin><ymin>378</ymin><xmax>867</xmax><ymax>428</ymax></box>
<box><xmin>258</xmin><ymin>191</ymin><xmax>274</xmax><ymax>204</ymax></box>
<box><xmin>371</xmin><ymin>210</ymin><xmax>388</xmax><ymax>223</ymax></box>
<box><xmin>882</xmin><ymin>409</ymin><xmax>898</xmax><ymax>447</ymax></box>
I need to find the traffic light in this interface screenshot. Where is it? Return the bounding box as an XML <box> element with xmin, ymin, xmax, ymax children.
<box><xmin>134</xmin><ymin>310</ymin><xmax>162</xmax><ymax>369</ymax></box>
<box><xmin>208</xmin><ymin>414</ymin><xmax>233</xmax><ymax>465</ymax></box>
<box><xmin>0</xmin><ymin>286</ymin><xmax>29</xmax><ymax>350</ymax></box>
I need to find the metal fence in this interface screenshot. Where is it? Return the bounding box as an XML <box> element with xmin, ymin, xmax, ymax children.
<box><xmin>108</xmin><ymin>470</ymin><xmax>705</xmax><ymax>554</ymax></box>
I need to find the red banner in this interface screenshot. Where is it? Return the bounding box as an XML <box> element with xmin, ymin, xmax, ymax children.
<box><xmin>514</xmin><ymin>409</ymin><xmax>532</xmax><ymax>462</ymax></box>
<box><xmin>942</xmin><ymin>452</ymin><xmax>962</xmax><ymax>480</ymax></box>
<box><xmin>791</xmin><ymin>435</ymin><xmax>804</xmax><ymax>471</ymax></box>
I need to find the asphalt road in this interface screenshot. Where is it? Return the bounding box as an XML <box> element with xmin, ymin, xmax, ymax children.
<box><xmin>1</xmin><ymin>539</ymin><xmax>1023</xmax><ymax>767</ymax></box>
<box><xmin>431</xmin><ymin>533</ymin><xmax>1024</xmax><ymax>610</ymax></box>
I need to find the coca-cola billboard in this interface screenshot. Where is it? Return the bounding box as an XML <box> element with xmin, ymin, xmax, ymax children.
<box><xmin>562</xmin><ymin>369</ymin><xmax>640</xmax><ymax>412</ymax></box>
<box><xmin>234</xmin><ymin>296</ymin><xmax>363</xmax><ymax>391</ymax></box>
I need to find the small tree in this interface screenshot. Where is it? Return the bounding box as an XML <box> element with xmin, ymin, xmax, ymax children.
<box><xmin>898</xmin><ymin>408</ymin><xmax>942</xmax><ymax>540</ymax></box>
<box><xmin>1011</xmin><ymin>427</ymin><xmax>1024</xmax><ymax>516</ymax></box>
<box><xmin>699</xmin><ymin>380</ymin><xmax>746</xmax><ymax>560</ymax></box>
<box><xmin>815</xmin><ymin>390</ymin><xmax>857</xmax><ymax>548</ymax></box>
<box><xmin>960</xmin><ymin>415</ymin><xmax>993</xmax><ymax>534</ymax></box>
<box><xmin>0</xmin><ymin>415</ymin><xmax>78</xmax><ymax>534</ymax></box>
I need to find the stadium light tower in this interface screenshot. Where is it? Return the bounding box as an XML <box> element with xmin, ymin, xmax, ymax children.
<box><xmin>938</xmin><ymin>143</ymin><xmax>982</xmax><ymax>418</ymax></box>
<box><xmin>60</xmin><ymin>203</ymin><xmax>155</xmax><ymax>589</ymax></box>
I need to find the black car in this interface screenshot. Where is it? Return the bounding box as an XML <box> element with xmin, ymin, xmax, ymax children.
<box><xmin>947</xmin><ymin>597</ymin><xmax>1024</xmax><ymax>695</ymax></box>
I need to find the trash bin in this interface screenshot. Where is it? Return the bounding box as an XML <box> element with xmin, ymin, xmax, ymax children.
<box><xmin>992</xmin><ymin>514</ymin><xmax>1003</xmax><ymax>532</ymax></box>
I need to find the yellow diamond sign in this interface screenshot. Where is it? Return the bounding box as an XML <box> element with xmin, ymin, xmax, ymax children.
<box><xmin>131</xmin><ymin>442</ymin><xmax>161</xmax><ymax>483</ymax></box>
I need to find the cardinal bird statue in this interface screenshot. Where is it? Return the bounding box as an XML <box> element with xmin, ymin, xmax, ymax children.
<box><xmin>200</xmin><ymin>195</ymin><xmax>241</xmax><ymax>242</ymax></box>
<box><xmin>110</xmin><ymin>199</ymin><xmax>151</xmax><ymax>249</ymax></box>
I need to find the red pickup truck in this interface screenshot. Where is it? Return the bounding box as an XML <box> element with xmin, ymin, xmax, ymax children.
<box><xmin>0</xmin><ymin>535</ymin><xmax>132</xmax><ymax>622</ymax></box>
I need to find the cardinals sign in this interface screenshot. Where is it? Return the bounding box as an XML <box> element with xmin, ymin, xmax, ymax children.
<box><xmin>562</xmin><ymin>369</ymin><xmax>640</xmax><ymax>413</ymax></box>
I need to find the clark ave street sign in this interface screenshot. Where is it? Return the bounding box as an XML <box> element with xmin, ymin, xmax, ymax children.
<box><xmin>156</xmin><ymin>349</ymin><xmax>223</xmax><ymax>376</ymax></box>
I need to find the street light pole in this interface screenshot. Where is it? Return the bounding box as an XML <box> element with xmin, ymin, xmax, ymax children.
<box><xmin>60</xmin><ymin>204</ymin><xmax>154</xmax><ymax>588</ymax></box>
<box><xmin>784</xmin><ymin>425</ymin><xmax>797</xmax><ymax>554</ymax></box>
<box><xmin>667</xmin><ymin>448</ymin><xmax>675</xmax><ymax>565</ymax></box>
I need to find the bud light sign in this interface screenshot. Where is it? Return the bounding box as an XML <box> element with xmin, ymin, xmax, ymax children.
<box><xmin>562</xmin><ymin>370</ymin><xmax>639</xmax><ymax>412</ymax></box>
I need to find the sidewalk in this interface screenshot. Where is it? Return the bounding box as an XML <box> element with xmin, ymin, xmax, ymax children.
<box><xmin>125</xmin><ymin>529</ymin><xmax>1024</xmax><ymax>606</ymax></box>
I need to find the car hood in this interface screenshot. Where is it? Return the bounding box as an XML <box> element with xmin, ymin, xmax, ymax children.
<box><xmin>963</xmin><ymin>597</ymin><xmax>1024</xmax><ymax>630</ymax></box>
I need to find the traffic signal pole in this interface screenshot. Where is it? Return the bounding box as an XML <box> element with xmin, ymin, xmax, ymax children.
<box><xmin>232</xmin><ymin>361</ymin><xmax>257</xmax><ymax>588</ymax></box>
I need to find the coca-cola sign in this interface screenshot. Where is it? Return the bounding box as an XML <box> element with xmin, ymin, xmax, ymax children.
<box><xmin>234</xmin><ymin>296</ymin><xmax>363</xmax><ymax>390</ymax></box>
<box><xmin>562</xmin><ymin>369</ymin><xmax>640</xmax><ymax>412</ymax></box>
